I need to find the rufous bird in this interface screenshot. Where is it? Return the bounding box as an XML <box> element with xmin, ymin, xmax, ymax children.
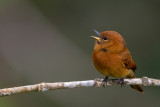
<box><xmin>91</xmin><ymin>30</ymin><xmax>143</xmax><ymax>93</ymax></box>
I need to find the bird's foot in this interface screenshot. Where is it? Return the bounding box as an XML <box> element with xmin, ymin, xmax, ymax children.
<box><xmin>119</xmin><ymin>78</ymin><xmax>125</xmax><ymax>87</ymax></box>
<box><xmin>102</xmin><ymin>76</ymin><xmax>108</xmax><ymax>87</ymax></box>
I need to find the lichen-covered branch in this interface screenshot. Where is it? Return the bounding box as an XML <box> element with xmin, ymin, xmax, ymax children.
<box><xmin>0</xmin><ymin>77</ymin><xmax>160</xmax><ymax>97</ymax></box>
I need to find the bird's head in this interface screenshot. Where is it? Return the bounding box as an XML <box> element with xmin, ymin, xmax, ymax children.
<box><xmin>91</xmin><ymin>30</ymin><xmax>126</xmax><ymax>53</ymax></box>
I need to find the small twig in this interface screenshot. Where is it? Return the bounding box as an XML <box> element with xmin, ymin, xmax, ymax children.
<box><xmin>0</xmin><ymin>77</ymin><xmax>160</xmax><ymax>97</ymax></box>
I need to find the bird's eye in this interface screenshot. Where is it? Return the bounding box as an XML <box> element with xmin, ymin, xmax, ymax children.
<box><xmin>103</xmin><ymin>37</ymin><xmax>108</xmax><ymax>41</ymax></box>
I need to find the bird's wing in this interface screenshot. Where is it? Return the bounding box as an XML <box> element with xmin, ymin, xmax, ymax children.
<box><xmin>121</xmin><ymin>49</ymin><xmax>137</xmax><ymax>72</ymax></box>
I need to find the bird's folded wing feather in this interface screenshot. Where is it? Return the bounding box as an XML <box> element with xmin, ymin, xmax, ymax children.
<box><xmin>121</xmin><ymin>49</ymin><xmax>137</xmax><ymax>72</ymax></box>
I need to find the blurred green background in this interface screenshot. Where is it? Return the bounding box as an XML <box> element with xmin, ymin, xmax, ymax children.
<box><xmin>0</xmin><ymin>0</ymin><xmax>160</xmax><ymax>107</ymax></box>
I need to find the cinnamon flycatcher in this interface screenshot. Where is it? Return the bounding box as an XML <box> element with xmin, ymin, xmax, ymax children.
<box><xmin>91</xmin><ymin>30</ymin><xmax>144</xmax><ymax>93</ymax></box>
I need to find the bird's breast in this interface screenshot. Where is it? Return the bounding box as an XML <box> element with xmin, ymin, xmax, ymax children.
<box><xmin>92</xmin><ymin>51</ymin><xmax>130</xmax><ymax>77</ymax></box>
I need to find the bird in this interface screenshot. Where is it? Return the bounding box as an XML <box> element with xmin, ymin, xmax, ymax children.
<box><xmin>91</xmin><ymin>30</ymin><xmax>144</xmax><ymax>93</ymax></box>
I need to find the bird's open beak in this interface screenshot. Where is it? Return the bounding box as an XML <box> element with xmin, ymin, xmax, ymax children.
<box><xmin>91</xmin><ymin>29</ymin><xmax>101</xmax><ymax>42</ymax></box>
<box><xmin>90</xmin><ymin>36</ymin><xmax>101</xmax><ymax>42</ymax></box>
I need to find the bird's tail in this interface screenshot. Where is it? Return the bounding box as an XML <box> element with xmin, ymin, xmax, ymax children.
<box><xmin>127</xmin><ymin>75</ymin><xmax>144</xmax><ymax>93</ymax></box>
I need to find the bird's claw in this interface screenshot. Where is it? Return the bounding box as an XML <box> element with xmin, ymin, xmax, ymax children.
<box><xmin>102</xmin><ymin>76</ymin><xmax>108</xmax><ymax>87</ymax></box>
<box><xmin>102</xmin><ymin>81</ymin><xmax>106</xmax><ymax>87</ymax></box>
<box><xmin>119</xmin><ymin>78</ymin><xmax>125</xmax><ymax>87</ymax></box>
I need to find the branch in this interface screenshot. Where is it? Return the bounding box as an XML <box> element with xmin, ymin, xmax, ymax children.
<box><xmin>0</xmin><ymin>77</ymin><xmax>160</xmax><ymax>97</ymax></box>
